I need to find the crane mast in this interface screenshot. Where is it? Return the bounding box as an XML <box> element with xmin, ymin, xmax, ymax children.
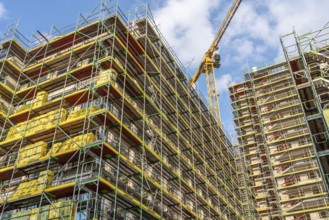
<box><xmin>190</xmin><ymin>0</ymin><xmax>242</xmax><ymax>126</ymax></box>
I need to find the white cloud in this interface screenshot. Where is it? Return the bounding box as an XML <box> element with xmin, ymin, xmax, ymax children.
<box><xmin>153</xmin><ymin>0</ymin><xmax>221</xmax><ymax>67</ymax></box>
<box><xmin>0</xmin><ymin>3</ymin><xmax>5</xmax><ymax>19</ymax></box>
<box><xmin>224</xmin><ymin>0</ymin><xmax>329</xmax><ymax>67</ymax></box>
<box><xmin>216</xmin><ymin>73</ymin><xmax>234</xmax><ymax>94</ymax></box>
<box><xmin>153</xmin><ymin>0</ymin><xmax>329</xmax><ymax>72</ymax></box>
<box><xmin>268</xmin><ymin>0</ymin><xmax>328</xmax><ymax>35</ymax></box>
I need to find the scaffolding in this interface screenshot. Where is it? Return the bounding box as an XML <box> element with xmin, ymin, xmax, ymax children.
<box><xmin>230</xmin><ymin>22</ymin><xmax>329</xmax><ymax>220</ymax></box>
<box><xmin>229</xmin><ymin>81</ymin><xmax>258</xmax><ymax>220</ymax></box>
<box><xmin>0</xmin><ymin>1</ymin><xmax>243</xmax><ymax>219</ymax></box>
<box><xmin>279</xmin><ymin>21</ymin><xmax>329</xmax><ymax>220</ymax></box>
<box><xmin>281</xmin><ymin>21</ymin><xmax>329</xmax><ymax>188</ymax></box>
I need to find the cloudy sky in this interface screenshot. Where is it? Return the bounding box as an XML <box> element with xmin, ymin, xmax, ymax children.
<box><xmin>1</xmin><ymin>0</ymin><xmax>328</xmax><ymax>141</ymax></box>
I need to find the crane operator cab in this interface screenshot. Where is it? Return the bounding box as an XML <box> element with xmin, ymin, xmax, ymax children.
<box><xmin>213</xmin><ymin>53</ymin><xmax>221</xmax><ymax>69</ymax></box>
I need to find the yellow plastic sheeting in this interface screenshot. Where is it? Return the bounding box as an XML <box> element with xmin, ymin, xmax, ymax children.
<box><xmin>16</xmin><ymin>91</ymin><xmax>49</xmax><ymax>113</ymax></box>
<box><xmin>42</xmin><ymin>133</ymin><xmax>95</xmax><ymax>160</ymax></box>
<box><xmin>47</xmin><ymin>133</ymin><xmax>96</xmax><ymax>158</ymax></box>
<box><xmin>11</xmin><ymin>209</ymin><xmax>31</xmax><ymax>220</ymax></box>
<box><xmin>34</xmin><ymin>205</ymin><xmax>50</xmax><ymax>220</ymax></box>
<box><xmin>96</xmin><ymin>69</ymin><xmax>118</xmax><ymax>86</ymax></box>
<box><xmin>48</xmin><ymin>202</ymin><xmax>61</xmax><ymax>219</ymax></box>
<box><xmin>67</xmin><ymin>105</ymin><xmax>99</xmax><ymax>121</ymax></box>
<box><xmin>29</xmin><ymin>208</ymin><xmax>39</xmax><ymax>220</ymax></box>
<box><xmin>65</xmin><ymin>109</ymin><xmax>80</xmax><ymax>121</ymax></box>
<box><xmin>16</xmin><ymin>103</ymin><xmax>33</xmax><ymax>114</ymax></box>
<box><xmin>26</xmin><ymin>115</ymin><xmax>48</xmax><ymax>135</ymax></box>
<box><xmin>324</xmin><ymin>109</ymin><xmax>329</xmax><ymax>127</ymax></box>
<box><xmin>60</xmin><ymin>140</ymin><xmax>73</xmax><ymax>153</ymax></box>
<box><xmin>10</xmin><ymin>181</ymin><xmax>30</xmax><ymax>201</ymax></box>
<box><xmin>49</xmin><ymin>200</ymin><xmax>76</xmax><ymax>220</ymax></box>
<box><xmin>29</xmin><ymin>170</ymin><xmax>54</xmax><ymax>196</ymax></box>
<box><xmin>70</xmin><ymin>133</ymin><xmax>95</xmax><ymax>150</ymax></box>
<box><xmin>9</xmin><ymin>205</ymin><xmax>50</xmax><ymax>220</ymax></box>
<box><xmin>6</xmin><ymin>123</ymin><xmax>26</xmax><ymax>141</ymax></box>
<box><xmin>38</xmin><ymin>170</ymin><xmax>54</xmax><ymax>184</ymax></box>
<box><xmin>45</xmin><ymin>108</ymin><xmax>67</xmax><ymax>128</ymax></box>
<box><xmin>16</xmin><ymin>142</ymin><xmax>48</xmax><ymax>167</ymax></box>
<box><xmin>5</xmin><ymin>108</ymin><xmax>67</xmax><ymax>142</ymax></box>
<box><xmin>28</xmin><ymin>181</ymin><xmax>44</xmax><ymax>196</ymax></box>
<box><xmin>9</xmin><ymin>171</ymin><xmax>54</xmax><ymax>201</ymax></box>
<box><xmin>43</xmin><ymin>142</ymin><xmax>62</xmax><ymax>158</ymax></box>
<box><xmin>33</xmin><ymin>91</ymin><xmax>48</xmax><ymax>108</ymax></box>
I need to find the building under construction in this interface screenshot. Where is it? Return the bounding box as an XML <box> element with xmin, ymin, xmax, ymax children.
<box><xmin>230</xmin><ymin>23</ymin><xmax>329</xmax><ymax>219</ymax></box>
<box><xmin>0</xmin><ymin>1</ymin><xmax>243</xmax><ymax>220</ymax></box>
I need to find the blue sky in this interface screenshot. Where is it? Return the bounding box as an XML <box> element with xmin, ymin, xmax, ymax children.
<box><xmin>1</xmin><ymin>0</ymin><xmax>328</xmax><ymax>142</ymax></box>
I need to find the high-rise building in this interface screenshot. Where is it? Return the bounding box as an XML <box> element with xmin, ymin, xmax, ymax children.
<box><xmin>230</xmin><ymin>23</ymin><xmax>329</xmax><ymax>219</ymax></box>
<box><xmin>0</xmin><ymin>2</ymin><xmax>243</xmax><ymax>219</ymax></box>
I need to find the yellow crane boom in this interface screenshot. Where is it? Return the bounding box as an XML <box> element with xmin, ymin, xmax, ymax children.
<box><xmin>190</xmin><ymin>0</ymin><xmax>242</xmax><ymax>126</ymax></box>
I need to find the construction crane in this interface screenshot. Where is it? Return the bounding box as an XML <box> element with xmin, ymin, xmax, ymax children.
<box><xmin>190</xmin><ymin>0</ymin><xmax>242</xmax><ymax>126</ymax></box>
